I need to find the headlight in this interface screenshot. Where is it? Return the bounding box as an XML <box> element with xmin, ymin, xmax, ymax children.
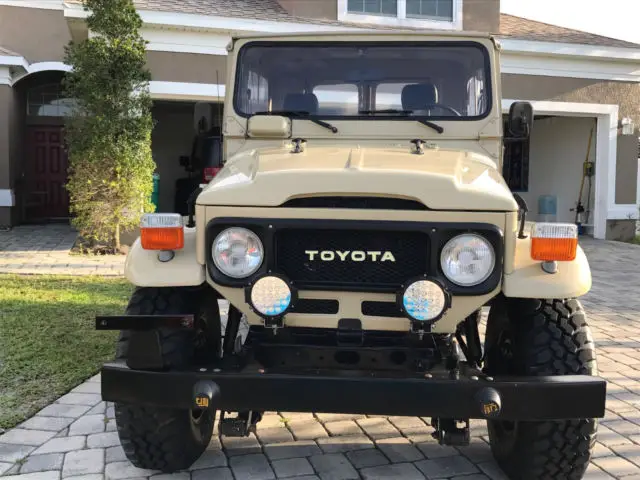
<box><xmin>440</xmin><ymin>234</ymin><xmax>495</xmax><ymax>286</ymax></box>
<box><xmin>212</xmin><ymin>227</ymin><xmax>263</xmax><ymax>278</ymax></box>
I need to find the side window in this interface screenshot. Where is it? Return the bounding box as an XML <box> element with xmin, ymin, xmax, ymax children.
<box><xmin>241</xmin><ymin>70</ymin><xmax>269</xmax><ymax>114</ymax></box>
<box><xmin>313</xmin><ymin>84</ymin><xmax>359</xmax><ymax>115</ymax></box>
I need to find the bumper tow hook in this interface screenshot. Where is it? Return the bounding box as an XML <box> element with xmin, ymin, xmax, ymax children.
<box><xmin>193</xmin><ymin>380</ymin><xmax>220</xmax><ymax>411</ymax></box>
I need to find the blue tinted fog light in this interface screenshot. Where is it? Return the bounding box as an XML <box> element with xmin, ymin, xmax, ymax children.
<box><xmin>401</xmin><ymin>279</ymin><xmax>448</xmax><ymax>323</ymax></box>
<box><xmin>250</xmin><ymin>276</ymin><xmax>292</xmax><ymax>317</ymax></box>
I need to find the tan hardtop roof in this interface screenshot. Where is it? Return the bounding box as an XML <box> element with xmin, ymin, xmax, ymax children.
<box><xmin>231</xmin><ymin>30</ymin><xmax>494</xmax><ymax>42</ymax></box>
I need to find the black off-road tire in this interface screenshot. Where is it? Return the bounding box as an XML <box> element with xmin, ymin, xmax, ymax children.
<box><xmin>114</xmin><ymin>287</ymin><xmax>220</xmax><ymax>472</ymax></box>
<box><xmin>485</xmin><ymin>297</ymin><xmax>598</xmax><ymax>480</ymax></box>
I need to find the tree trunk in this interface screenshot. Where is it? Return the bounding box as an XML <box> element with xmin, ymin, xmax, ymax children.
<box><xmin>115</xmin><ymin>222</ymin><xmax>121</xmax><ymax>252</ymax></box>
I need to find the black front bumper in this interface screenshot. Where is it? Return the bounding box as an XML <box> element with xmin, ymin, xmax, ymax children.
<box><xmin>101</xmin><ymin>361</ymin><xmax>606</xmax><ymax>421</ymax></box>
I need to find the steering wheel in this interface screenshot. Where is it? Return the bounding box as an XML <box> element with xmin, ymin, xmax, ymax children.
<box><xmin>422</xmin><ymin>104</ymin><xmax>463</xmax><ymax>117</ymax></box>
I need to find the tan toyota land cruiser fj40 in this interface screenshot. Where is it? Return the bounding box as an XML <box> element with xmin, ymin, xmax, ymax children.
<box><xmin>96</xmin><ymin>31</ymin><xmax>606</xmax><ymax>479</ymax></box>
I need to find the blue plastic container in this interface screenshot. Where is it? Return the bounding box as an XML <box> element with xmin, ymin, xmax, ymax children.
<box><xmin>538</xmin><ymin>195</ymin><xmax>557</xmax><ymax>222</ymax></box>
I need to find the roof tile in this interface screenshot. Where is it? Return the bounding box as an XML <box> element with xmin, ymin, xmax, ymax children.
<box><xmin>499</xmin><ymin>13</ymin><xmax>639</xmax><ymax>48</ymax></box>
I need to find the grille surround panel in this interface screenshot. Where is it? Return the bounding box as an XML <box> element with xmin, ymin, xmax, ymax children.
<box><xmin>275</xmin><ymin>228</ymin><xmax>429</xmax><ymax>292</ymax></box>
<box><xmin>205</xmin><ymin>218</ymin><xmax>504</xmax><ymax>296</ymax></box>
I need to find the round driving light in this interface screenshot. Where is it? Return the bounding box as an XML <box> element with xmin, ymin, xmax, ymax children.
<box><xmin>402</xmin><ymin>279</ymin><xmax>448</xmax><ymax>322</ymax></box>
<box><xmin>440</xmin><ymin>234</ymin><xmax>495</xmax><ymax>286</ymax></box>
<box><xmin>250</xmin><ymin>276</ymin><xmax>292</xmax><ymax>317</ymax></box>
<box><xmin>212</xmin><ymin>227</ymin><xmax>263</xmax><ymax>279</ymax></box>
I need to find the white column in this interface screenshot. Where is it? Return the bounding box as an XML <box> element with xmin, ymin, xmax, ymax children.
<box><xmin>0</xmin><ymin>66</ymin><xmax>11</xmax><ymax>86</ymax></box>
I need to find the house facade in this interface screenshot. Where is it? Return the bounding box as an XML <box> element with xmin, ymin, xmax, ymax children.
<box><xmin>1</xmin><ymin>0</ymin><xmax>639</xmax><ymax>240</ymax></box>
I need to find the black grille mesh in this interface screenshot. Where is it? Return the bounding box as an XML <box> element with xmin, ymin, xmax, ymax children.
<box><xmin>275</xmin><ymin>228</ymin><xmax>428</xmax><ymax>290</ymax></box>
<box><xmin>291</xmin><ymin>299</ymin><xmax>339</xmax><ymax>314</ymax></box>
<box><xmin>362</xmin><ymin>301</ymin><xmax>404</xmax><ymax>318</ymax></box>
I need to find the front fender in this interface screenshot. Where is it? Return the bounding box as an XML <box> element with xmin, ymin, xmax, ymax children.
<box><xmin>125</xmin><ymin>228</ymin><xmax>205</xmax><ymax>287</ymax></box>
<box><xmin>502</xmin><ymin>236</ymin><xmax>591</xmax><ymax>299</ymax></box>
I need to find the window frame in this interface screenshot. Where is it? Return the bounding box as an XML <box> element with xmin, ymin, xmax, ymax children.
<box><xmin>347</xmin><ymin>0</ymin><xmax>399</xmax><ymax>17</ymax></box>
<box><xmin>338</xmin><ymin>0</ymin><xmax>462</xmax><ymax>29</ymax></box>
<box><xmin>232</xmin><ymin>40</ymin><xmax>493</xmax><ymax>122</ymax></box>
<box><xmin>26</xmin><ymin>82</ymin><xmax>77</xmax><ymax>117</ymax></box>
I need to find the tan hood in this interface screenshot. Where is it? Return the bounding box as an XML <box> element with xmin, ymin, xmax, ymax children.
<box><xmin>197</xmin><ymin>145</ymin><xmax>518</xmax><ymax>211</ymax></box>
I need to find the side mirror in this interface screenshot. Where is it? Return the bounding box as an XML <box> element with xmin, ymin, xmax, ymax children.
<box><xmin>507</xmin><ymin>101</ymin><xmax>534</xmax><ymax>139</ymax></box>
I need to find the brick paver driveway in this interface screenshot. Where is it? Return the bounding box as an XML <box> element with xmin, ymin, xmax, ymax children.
<box><xmin>0</xmin><ymin>224</ymin><xmax>124</xmax><ymax>276</ymax></box>
<box><xmin>1</xmin><ymin>238</ymin><xmax>639</xmax><ymax>479</ymax></box>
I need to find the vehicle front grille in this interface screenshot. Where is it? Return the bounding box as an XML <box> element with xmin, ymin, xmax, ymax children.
<box><xmin>290</xmin><ymin>299</ymin><xmax>339</xmax><ymax>315</ymax></box>
<box><xmin>275</xmin><ymin>228</ymin><xmax>429</xmax><ymax>291</ymax></box>
<box><xmin>362</xmin><ymin>301</ymin><xmax>404</xmax><ymax>318</ymax></box>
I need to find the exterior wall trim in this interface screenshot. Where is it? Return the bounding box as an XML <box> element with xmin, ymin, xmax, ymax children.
<box><xmin>149</xmin><ymin>81</ymin><xmax>226</xmax><ymax>102</ymax></box>
<box><xmin>11</xmin><ymin>61</ymin><xmax>71</xmax><ymax>85</ymax></box>
<box><xmin>500</xmin><ymin>39</ymin><xmax>640</xmax><ymax>62</ymax></box>
<box><xmin>142</xmin><ymin>28</ymin><xmax>230</xmax><ymax>56</ymax></box>
<box><xmin>0</xmin><ymin>0</ymin><xmax>63</xmax><ymax>10</ymax></box>
<box><xmin>337</xmin><ymin>0</ymin><xmax>463</xmax><ymax>30</ymax></box>
<box><xmin>0</xmin><ymin>189</ymin><xmax>15</xmax><ymax>208</ymax></box>
<box><xmin>502</xmin><ymin>99</ymin><xmax>620</xmax><ymax>240</ymax></box>
<box><xmin>0</xmin><ymin>66</ymin><xmax>11</xmax><ymax>85</ymax></box>
<box><xmin>500</xmin><ymin>39</ymin><xmax>640</xmax><ymax>83</ymax></box>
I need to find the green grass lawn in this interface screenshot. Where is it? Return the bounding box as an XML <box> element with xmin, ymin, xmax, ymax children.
<box><xmin>0</xmin><ymin>274</ymin><xmax>133</xmax><ymax>429</ymax></box>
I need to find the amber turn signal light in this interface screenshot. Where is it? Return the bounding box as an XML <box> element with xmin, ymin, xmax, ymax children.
<box><xmin>140</xmin><ymin>213</ymin><xmax>184</xmax><ymax>250</ymax></box>
<box><xmin>530</xmin><ymin>223</ymin><xmax>578</xmax><ymax>261</ymax></box>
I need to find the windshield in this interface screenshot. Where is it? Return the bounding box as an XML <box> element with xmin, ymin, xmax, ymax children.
<box><xmin>234</xmin><ymin>42</ymin><xmax>491</xmax><ymax>120</ymax></box>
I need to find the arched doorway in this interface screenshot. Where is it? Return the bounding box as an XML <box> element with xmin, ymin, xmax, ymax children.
<box><xmin>13</xmin><ymin>70</ymin><xmax>75</xmax><ymax>223</ymax></box>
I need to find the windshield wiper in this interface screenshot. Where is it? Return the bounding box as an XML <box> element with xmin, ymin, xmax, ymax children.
<box><xmin>358</xmin><ymin>109</ymin><xmax>444</xmax><ymax>134</ymax></box>
<box><xmin>253</xmin><ymin>111</ymin><xmax>338</xmax><ymax>133</ymax></box>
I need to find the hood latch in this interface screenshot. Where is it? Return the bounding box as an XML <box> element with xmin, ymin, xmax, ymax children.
<box><xmin>411</xmin><ymin>139</ymin><xmax>425</xmax><ymax>155</ymax></box>
<box><xmin>291</xmin><ymin>138</ymin><xmax>307</xmax><ymax>154</ymax></box>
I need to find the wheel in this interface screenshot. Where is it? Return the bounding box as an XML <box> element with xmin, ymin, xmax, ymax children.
<box><xmin>484</xmin><ymin>297</ymin><xmax>598</xmax><ymax>480</ymax></box>
<box><xmin>114</xmin><ymin>287</ymin><xmax>221</xmax><ymax>472</ymax></box>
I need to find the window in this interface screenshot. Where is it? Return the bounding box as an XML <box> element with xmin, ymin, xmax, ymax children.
<box><xmin>27</xmin><ymin>83</ymin><xmax>77</xmax><ymax>117</ymax></box>
<box><xmin>406</xmin><ymin>0</ymin><xmax>453</xmax><ymax>20</ymax></box>
<box><xmin>348</xmin><ymin>0</ymin><xmax>397</xmax><ymax>15</ymax></box>
<box><xmin>313</xmin><ymin>84</ymin><xmax>360</xmax><ymax>115</ymax></box>
<box><xmin>234</xmin><ymin>42</ymin><xmax>491</xmax><ymax>120</ymax></box>
<box><xmin>239</xmin><ymin>70</ymin><xmax>269</xmax><ymax>114</ymax></box>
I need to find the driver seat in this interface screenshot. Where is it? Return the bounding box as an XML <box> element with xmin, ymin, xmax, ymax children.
<box><xmin>401</xmin><ymin>83</ymin><xmax>439</xmax><ymax>116</ymax></box>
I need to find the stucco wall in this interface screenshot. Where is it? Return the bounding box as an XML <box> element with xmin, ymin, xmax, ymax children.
<box><xmin>502</xmin><ymin>73</ymin><xmax>640</xmax><ymax>207</ymax></box>
<box><xmin>277</xmin><ymin>0</ymin><xmax>337</xmax><ymax>19</ymax></box>
<box><xmin>0</xmin><ymin>6</ymin><xmax>71</xmax><ymax>62</ymax></box>
<box><xmin>146</xmin><ymin>52</ymin><xmax>227</xmax><ymax>85</ymax></box>
<box><xmin>463</xmin><ymin>0</ymin><xmax>499</xmax><ymax>33</ymax></box>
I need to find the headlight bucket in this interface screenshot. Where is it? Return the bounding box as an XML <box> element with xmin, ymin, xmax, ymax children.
<box><xmin>440</xmin><ymin>234</ymin><xmax>496</xmax><ymax>287</ymax></box>
<box><xmin>212</xmin><ymin>227</ymin><xmax>264</xmax><ymax>279</ymax></box>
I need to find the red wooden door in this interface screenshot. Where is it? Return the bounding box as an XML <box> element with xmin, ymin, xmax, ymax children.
<box><xmin>25</xmin><ymin>126</ymin><xmax>70</xmax><ymax>220</ymax></box>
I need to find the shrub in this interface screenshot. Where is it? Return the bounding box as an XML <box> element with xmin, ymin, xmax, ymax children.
<box><xmin>63</xmin><ymin>0</ymin><xmax>155</xmax><ymax>251</ymax></box>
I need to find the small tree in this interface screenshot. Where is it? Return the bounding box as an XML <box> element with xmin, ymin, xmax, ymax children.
<box><xmin>64</xmin><ymin>0</ymin><xmax>155</xmax><ymax>251</ymax></box>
